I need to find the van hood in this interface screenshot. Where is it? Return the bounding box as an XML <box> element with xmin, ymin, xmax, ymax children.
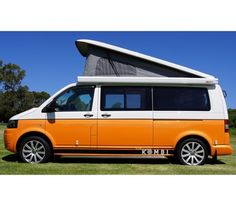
<box><xmin>10</xmin><ymin>108</ymin><xmax>38</xmax><ymax>120</ymax></box>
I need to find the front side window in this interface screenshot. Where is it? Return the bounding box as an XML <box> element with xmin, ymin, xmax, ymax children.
<box><xmin>54</xmin><ymin>86</ymin><xmax>94</xmax><ymax>112</ymax></box>
<box><xmin>153</xmin><ymin>87</ymin><xmax>210</xmax><ymax>111</ymax></box>
<box><xmin>101</xmin><ymin>86</ymin><xmax>151</xmax><ymax>111</ymax></box>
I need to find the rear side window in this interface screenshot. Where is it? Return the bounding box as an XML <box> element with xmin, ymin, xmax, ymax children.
<box><xmin>153</xmin><ymin>87</ymin><xmax>210</xmax><ymax>111</ymax></box>
<box><xmin>101</xmin><ymin>86</ymin><xmax>151</xmax><ymax>111</ymax></box>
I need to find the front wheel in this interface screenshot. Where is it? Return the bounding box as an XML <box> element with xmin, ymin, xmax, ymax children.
<box><xmin>176</xmin><ymin>138</ymin><xmax>208</xmax><ymax>165</ymax></box>
<box><xmin>18</xmin><ymin>136</ymin><xmax>52</xmax><ymax>163</ymax></box>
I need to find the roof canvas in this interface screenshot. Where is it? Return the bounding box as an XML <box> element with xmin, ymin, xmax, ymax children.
<box><xmin>75</xmin><ymin>39</ymin><xmax>216</xmax><ymax>79</ymax></box>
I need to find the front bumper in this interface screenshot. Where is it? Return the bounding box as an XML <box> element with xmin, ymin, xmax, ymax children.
<box><xmin>4</xmin><ymin>129</ymin><xmax>18</xmax><ymax>153</ymax></box>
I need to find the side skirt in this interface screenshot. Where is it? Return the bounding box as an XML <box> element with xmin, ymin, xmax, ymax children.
<box><xmin>54</xmin><ymin>148</ymin><xmax>175</xmax><ymax>158</ymax></box>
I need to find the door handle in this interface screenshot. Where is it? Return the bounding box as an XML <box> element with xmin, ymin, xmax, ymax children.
<box><xmin>84</xmin><ymin>113</ymin><xmax>93</xmax><ymax>118</ymax></box>
<box><xmin>101</xmin><ymin>113</ymin><xmax>111</xmax><ymax>118</ymax></box>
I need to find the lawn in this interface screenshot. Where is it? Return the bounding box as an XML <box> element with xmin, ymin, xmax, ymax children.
<box><xmin>0</xmin><ymin>125</ymin><xmax>235</xmax><ymax>174</ymax></box>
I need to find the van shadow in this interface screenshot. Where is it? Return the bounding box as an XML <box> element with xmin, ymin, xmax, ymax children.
<box><xmin>2</xmin><ymin>154</ymin><xmax>226</xmax><ymax>165</ymax></box>
<box><xmin>2</xmin><ymin>154</ymin><xmax>19</xmax><ymax>162</ymax></box>
<box><xmin>54</xmin><ymin>156</ymin><xmax>226</xmax><ymax>165</ymax></box>
<box><xmin>56</xmin><ymin>157</ymin><xmax>171</xmax><ymax>165</ymax></box>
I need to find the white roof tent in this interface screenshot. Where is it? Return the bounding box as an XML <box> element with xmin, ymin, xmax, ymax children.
<box><xmin>75</xmin><ymin>39</ymin><xmax>218</xmax><ymax>84</ymax></box>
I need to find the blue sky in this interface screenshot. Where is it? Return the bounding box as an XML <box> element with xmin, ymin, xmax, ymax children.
<box><xmin>0</xmin><ymin>32</ymin><xmax>235</xmax><ymax>108</ymax></box>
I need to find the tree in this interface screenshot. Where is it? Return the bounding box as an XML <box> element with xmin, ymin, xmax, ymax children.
<box><xmin>32</xmin><ymin>91</ymin><xmax>50</xmax><ymax>107</ymax></box>
<box><xmin>228</xmin><ymin>109</ymin><xmax>236</xmax><ymax>128</ymax></box>
<box><xmin>0</xmin><ymin>62</ymin><xmax>25</xmax><ymax>92</ymax></box>
<box><xmin>0</xmin><ymin>60</ymin><xmax>3</xmax><ymax>90</ymax></box>
<box><xmin>0</xmin><ymin>59</ymin><xmax>50</xmax><ymax>122</ymax></box>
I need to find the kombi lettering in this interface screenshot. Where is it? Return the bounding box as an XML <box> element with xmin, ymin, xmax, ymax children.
<box><xmin>141</xmin><ymin>149</ymin><xmax>169</xmax><ymax>155</ymax></box>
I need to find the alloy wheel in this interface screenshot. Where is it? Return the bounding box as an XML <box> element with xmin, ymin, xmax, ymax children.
<box><xmin>22</xmin><ymin>140</ymin><xmax>46</xmax><ymax>163</ymax></box>
<box><xmin>180</xmin><ymin>141</ymin><xmax>206</xmax><ymax>165</ymax></box>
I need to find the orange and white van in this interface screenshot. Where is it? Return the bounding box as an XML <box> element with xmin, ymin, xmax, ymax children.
<box><xmin>4</xmin><ymin>39</ymin><xmax>233</xmax><ymax>165</ymax></box>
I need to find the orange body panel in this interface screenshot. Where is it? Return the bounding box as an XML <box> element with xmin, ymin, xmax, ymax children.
<box><xmin>154</xmin><ymin>120</ymin><xmax>226</xmax><ymax>146</ymax></box>
<box><xmin>97</xmin><ymin>119</ymin><xmax>152</xmax><ymax>146</ymax></box>
<box><xmin>4</xmin><ymin>119</ymin><xmax>233</xmax><ymax>156</ymax></box>
<box><xmin>45</xmin><ymin>119</ymin><xmax>97</xmax><ymax>146</ymax></box>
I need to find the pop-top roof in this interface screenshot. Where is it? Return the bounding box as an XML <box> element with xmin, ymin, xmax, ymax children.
<box><xmin>75</xmin><ymin>39</ymin><xmax>216</xmax><ymax>81</ymax></box>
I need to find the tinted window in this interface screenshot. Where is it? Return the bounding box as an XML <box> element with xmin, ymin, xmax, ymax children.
<box><xmin>101</xmin><ymin>86</ymin><xmax>151</xmax><ymax>111</ymax></box>
<box><xmin>104</xmin><ymin>89</ymin><xmax>124</xmax><ymax>109</ymax></box>
<box><xmin>153</xmin><ymin>87</ymin><xmax>210</xmax><ymax>111</ymax></box>
<box><xmin>54</xmin><ymin>86</ymin><xmax>94</xmax><ymax>111</ymax></box>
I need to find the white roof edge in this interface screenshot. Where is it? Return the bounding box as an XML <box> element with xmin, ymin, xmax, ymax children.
<box><xmin>76</xmin><ymin>39</ymin><xmax>216</xmax><ymax>79</ymax></box>
<box><xmin>77</xmin><ymin>76</ymin><xmax>218</xmax><ymax>85</ymax></box>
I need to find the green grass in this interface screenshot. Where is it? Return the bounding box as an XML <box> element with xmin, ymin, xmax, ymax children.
<box><xmin>0</xmin><ymin>124</ymin><xmax>236</xmax><ymax>174</ymax></box>
<box><xmin>230</xmin><ymin>127</ymin><xmax>236</xmax><ymax>136</ymax></box>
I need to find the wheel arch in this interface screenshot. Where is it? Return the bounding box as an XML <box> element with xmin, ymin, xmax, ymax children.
<box><xmin>16</xmin><ymin>131</ymin><xmax>54</xmax><ymax>153</ymax></box>
<box><xmin>175</xmin><ymin>134</ymin><xmax>211</xmax><ymax>156</ymax></box>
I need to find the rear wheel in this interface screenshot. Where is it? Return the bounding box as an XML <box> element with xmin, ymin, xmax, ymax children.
<box><xmin>176</xmin><ymin>138</ymin><xmax>208</xmax><ymax>165</ymax></box>
<box><xmin>18</xmin><ymin>136</ymin><xmax>52</xmax><ymax>163</ymax></box>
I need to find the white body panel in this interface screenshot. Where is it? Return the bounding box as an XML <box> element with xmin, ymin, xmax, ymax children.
<box><xmin>10</xmin><ymin>80</ymin><xmax>227</xmax><ymax>121</ymax></box>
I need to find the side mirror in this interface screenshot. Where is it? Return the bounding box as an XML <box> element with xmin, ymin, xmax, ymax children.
<box><xmin>42</xmin><ymin>100</ymin><xmax>56</xmax><ymax>113</ymax></box>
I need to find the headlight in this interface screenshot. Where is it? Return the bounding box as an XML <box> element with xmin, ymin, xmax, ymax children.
<box><xmin>7</xmin><ymin>120</ymin><xmax>18</xmax><ymax>128</ymax></box>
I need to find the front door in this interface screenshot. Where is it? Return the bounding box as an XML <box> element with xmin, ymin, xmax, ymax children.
<box><xmin>97</xmin><ymin>86</ymin><xmax>153</xmax><ymax>148</ymax></box>
<box><xmin>45</xmin><ymin>85</ymin><xmax>97</xmax><ymax>148</ymax></box>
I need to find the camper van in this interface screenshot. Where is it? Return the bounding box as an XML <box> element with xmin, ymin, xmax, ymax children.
<box><xmin>4</xmin><ymin>39</ymin><xmax>233</xmax><ymax>165</ymax></box>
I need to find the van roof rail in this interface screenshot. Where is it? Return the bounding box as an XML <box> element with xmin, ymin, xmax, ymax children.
<box><xmin>77</xmin><ymin>76</ymin><xmax>218</xmax><ymax>85</ymax></box>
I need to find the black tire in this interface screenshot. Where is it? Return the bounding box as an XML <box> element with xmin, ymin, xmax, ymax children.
<box><xmin>53</xmin><ymin>155</ymin><xmax>61</xmax><ymax>162</ymax></box>
<box><xmin>167</xmin><ymin>156</ymin><xmax>178</xmax><ymax>164</ymax></box>
<box><xmin>176</xmin><ymin>138</ymin><xmax>208</xmax><ymax>165</ymax></box>
<box><xmin>18</xmin><ymin>136</ymin><xmax>52</xmax><ymax>163</ymax></box>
